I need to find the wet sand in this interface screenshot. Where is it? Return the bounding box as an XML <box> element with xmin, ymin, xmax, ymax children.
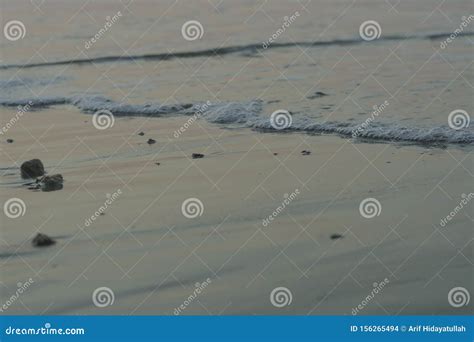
<box><xmin>1</xmin><ymin>106</ymin><xmax>472</xmax><ymax>315</ymax></box>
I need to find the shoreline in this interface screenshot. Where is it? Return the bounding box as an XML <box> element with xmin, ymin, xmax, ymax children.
<box><xmin>1</xmin><ymin>107</ymin><xmax>472</xmax><ymax>315</ymax></box>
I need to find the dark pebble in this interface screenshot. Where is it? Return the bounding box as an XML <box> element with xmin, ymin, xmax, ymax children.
<box><xmin>330</xmin><ymin>233</ymin><xmax>343</xmax><ymax>240</ymax></box>
<box><xmin>21</xmin><ymin>159</ymin><xmax>45</xmax><ymax>179</ymax></box>
<box><xmin>147</xmin><ymin>138</ymin><xmax>156</xmax><ymax>145</ymax></box>
<box><xmin>301</xmin><ymin>150</ymin><xmax>311</xmax><ymax>156</ymax></box>
<box><xmin>6</xmin><ymin>139</ymin><xmax>14</xmax><ymax>143</ymax></box>
<box><xmin>138</xmin><ymin>132</ymin><xmax>145</xmax><ymax>136</ymax></box>
<box><xmin>39</xmin><ymin>174</ymin><xmax>64</xmax><ymax>192</ymax></box>
<box><xmin>32</xmin><ymin>233</ymin><xmax>56</xmax><ymax>247</ymax></box>
<box><xmin>155</xmin><ymin>162</ymin><xmax>161</xmax><ymax>166</ymax></box>
<box><xmin>192</xmin><ymin>153</ymin><xmax>204</xmax><ymax>159</ymax></box>
<box><xmin>307</xmin><ymin>91</ymin><xmax>328</xmax><ymax>100</ymax></box>
<box><xmin>273</xmin><ymin>153</ymin><xmax>278</xmax><ymax>156</ymax></box>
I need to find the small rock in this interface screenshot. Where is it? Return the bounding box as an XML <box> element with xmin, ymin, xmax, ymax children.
<box><xmin>273</xmin><ymin>152</ymin><xmax>278</xmax><ymax>156</ymax></box>
<box><xmin>307</xmin><ymin>91</ymin><xmax>328</xmax><ymax>100</ymax></box>
<box><xmin>192</xmin><ymin>153</ymin><xmax>204</xmax><ymax>159</ymax></box>
<box><xmin>301</xmin><ymin>150</ymin><xmax>311</xmax><ymax>156</ymax></box>
<box><xmin>6</xmin><ymin>139</ymin><xmax>14</xmax><ymax>143</ymax></box>
<box><xmin>32</xmin><ymin>233</ymin><xmax>56</xmax><ymax>247</ymax></box>
<box><xmin>138</xmin><ymin>132</ymin><xmax>145</xmax><ymax>136</ymax></box>
<box><xmin>21</xmin><ymin>159</ymin><xmax>45</xmax><ymax>179</ymax></box>
<box><xmin>147</xmin><ymin>138</ymin><xmax>156</xmax><ymax>145</ymax></box>
<box><xmin>330</xmin><ymin>233</ymin><xmax>343</xmax><ymax>240</ymax></box>
<box><xmin>155</xmin><ymin>162</ymin><xmax>161</xmax><ymax>166</ymax></box>
<box><xmin>386</xmin><ymin>161</ymin><xmax>391</xmax><ymax>164</ymax></box>
<box><xmin>39</xmin><ymin>174</ymin><xmax>63</xmax><ymax>192</ymax></box>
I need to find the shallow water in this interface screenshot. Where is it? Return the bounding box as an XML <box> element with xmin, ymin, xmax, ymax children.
<box><xmin>1</xmin><ymin>0</ymin><xmax>473</xmax><ymax>145</ymax></box>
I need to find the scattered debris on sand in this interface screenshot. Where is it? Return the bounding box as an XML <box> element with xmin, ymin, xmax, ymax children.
<box><xmin>192</xmin><ymin>153</ymin><xmax>204</xmax><ymax>159</ymax></box>
<box><xmin>32</xmin><ymin>233</ymin><xmax>56</xmax><ymax>247</ymax></box>
<box><xmin>307</xmin><ymin>91</ymin><xmax>328</xmax><ymax>99</ymax></box>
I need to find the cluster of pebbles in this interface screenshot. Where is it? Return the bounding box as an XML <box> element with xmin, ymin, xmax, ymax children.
<box><xmin>20</xmin><ymin>158</ymin><xmax>62</xmax><ymax>247</ymax></box>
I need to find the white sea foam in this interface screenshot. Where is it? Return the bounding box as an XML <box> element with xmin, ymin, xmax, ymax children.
<box><xmin>0</xmin><ymin>96</ymin><xmax>472</xmax><ymax>145</ymax></box>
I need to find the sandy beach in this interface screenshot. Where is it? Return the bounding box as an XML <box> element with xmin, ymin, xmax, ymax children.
<box><xmin>1</xmin><ymin>0</ymin><xmax>472</xmax><ymax>316</ymax></box>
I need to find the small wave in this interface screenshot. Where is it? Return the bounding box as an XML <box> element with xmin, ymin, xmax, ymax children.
<box><xmin>0</xmin><ymin>96</ymin><xmax>69</xmax><ymax>108</ymax></box>
<box><xmin>0</xmin><ymin>76</ymin><xmax>68</xmax><ymax>89</ymax></box>
<box><xmin>0</xmin><ymin>96</ymin><xmax>472</xmax><ymax>145</ymax></box>
<box><xmin>1</xmin><ymin>31</ymin><xmax>473</xmax><ymax>70</ymax></box>
<box><xmin>249</xmin><ymin>118</ymin><xmax>473</xmax><ymax>145</ymax></box>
